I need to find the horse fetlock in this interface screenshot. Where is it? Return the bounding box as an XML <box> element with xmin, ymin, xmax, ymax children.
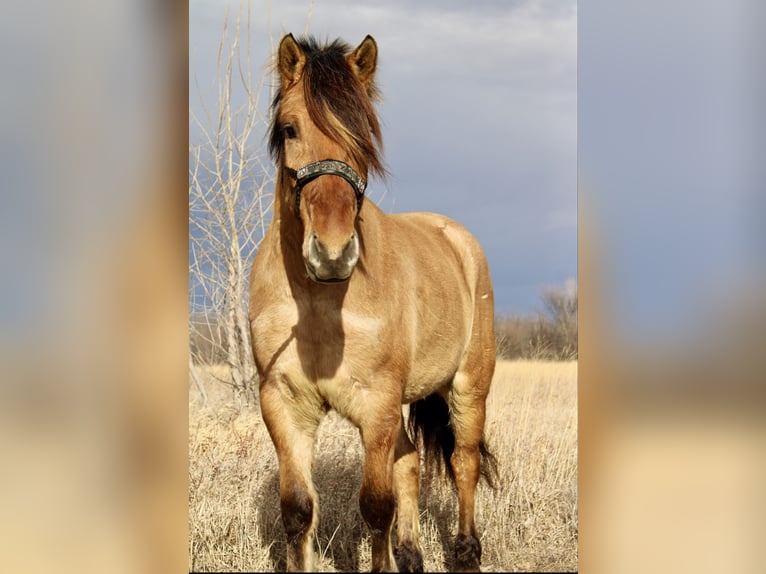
<box><xmin>454</xmin><ymin>532</ymin><xmax>482</xmax><ymax>572</ymax></box>
<box><xmin>281</xmin><ymin>488</ymin><xmax>314</xmax><ymax>541</ymax></box>
<box><xmin>359</xmin><ymin>488</ymin><xmax>395</xmax><ymax>532</ymax></box>
<box><xmin>394</xmin><ymin>541</ymin><xmax>424</xmax><ymax>573</ymax></box>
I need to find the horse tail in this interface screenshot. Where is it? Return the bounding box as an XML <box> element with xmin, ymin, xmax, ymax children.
<box><xmin>407</xmin><ymin>393</ymin><xmax>498</xmax><ymax>489</ymax></box>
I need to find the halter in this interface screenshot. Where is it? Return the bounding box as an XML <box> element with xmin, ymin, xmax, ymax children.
<box><xmin>285</xmin><ymin>159</ymin><xmax>367</xmax><ymax>220</ymax></box>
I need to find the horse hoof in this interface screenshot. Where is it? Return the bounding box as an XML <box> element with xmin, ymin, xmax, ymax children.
<box><xmin>454</xmin><ymin>533</ymin><xmax>482</xmax><ymax>572</ymax></box>
<box><xmin>394</xmin><ymin>542</ymin><xmax>424</xmax><ymax>572</ymax></box>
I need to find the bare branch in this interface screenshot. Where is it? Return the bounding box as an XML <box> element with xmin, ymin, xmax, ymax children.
<box><xmin>189</xmin><ymin>1</ymin><xmax>275</xmax><ymax>403</ymax></box>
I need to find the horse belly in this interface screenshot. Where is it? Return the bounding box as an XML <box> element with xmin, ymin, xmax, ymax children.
<box><xmin>402</xmin><ymin>285</ymin><xmax>472</xmax><ymax>403</ymax></box>
<box><xmin>403</xmin><ymin>343</ymin><xmax>464</xmax><ymax>403</ymax></box>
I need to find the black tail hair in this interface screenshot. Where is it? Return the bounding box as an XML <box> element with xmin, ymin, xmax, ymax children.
<box><xmin>407</xmin><ymin>393</ymin><xmax>498</xmax><ymax>489</ymax></box>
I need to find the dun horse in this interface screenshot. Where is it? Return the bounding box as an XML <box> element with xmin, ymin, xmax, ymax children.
<box><xmin>249</xmin><ymin>34</ymin><xmax>496</xmax><ymax>572</ymax></box>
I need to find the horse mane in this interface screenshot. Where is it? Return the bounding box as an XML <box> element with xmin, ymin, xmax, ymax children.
<box><xmin>268</xmin><ymin>36</ymin><xmax>385</xmax><ymax>179</ymax></box>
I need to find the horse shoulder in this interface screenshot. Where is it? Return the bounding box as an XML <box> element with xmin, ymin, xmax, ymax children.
<box><xmin>248</xmin><ymin>231</ymin><xmax>299</xmax><ymax>370</ymax></box>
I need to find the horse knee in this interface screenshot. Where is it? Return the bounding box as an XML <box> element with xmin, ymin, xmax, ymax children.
<box><xmin>281</xmin><ymin>487</ymin><xmax>314</xmax><ymax>542</ymax></box>
<box><xmin>359</xmin><ymin>486</ymin><xmax>395</xmax><ymax>532</ymax></box>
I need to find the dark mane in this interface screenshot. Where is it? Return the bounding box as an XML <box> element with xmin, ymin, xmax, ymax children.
<box><xmin>269</xmin><ymin>36</ymin><xmax>385</xmax><ymax>179</ymax></box>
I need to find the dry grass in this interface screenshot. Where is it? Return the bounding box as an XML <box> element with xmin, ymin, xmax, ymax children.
<box><xmin>189</xmin><ymin>361</ymin><xmax>577</xmax><ymax>572</ymax></box>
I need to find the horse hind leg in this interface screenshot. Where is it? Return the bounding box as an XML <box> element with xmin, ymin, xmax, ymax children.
<box><xmin>448</xmin><ymin>366</ymin><xmax>494</xmax><ymax>572</ymax></box>
<box><xmin>393</xmin><ymin>418</ymin><xmax>424</xmax><ymax>572</ymax></box>
<box><xmin>259</xmin><ymin>382</ymin><xmax>322</xmax><ymax>571</ymax></box>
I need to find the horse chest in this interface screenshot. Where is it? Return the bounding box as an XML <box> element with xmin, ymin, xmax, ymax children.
<box><xmin>296</xmin><ymin>307</ymin><xmax>385</xmax><ymax>370</ymax></box>
<box><xmin>254</xmin><ymin>301</ymin><xmax>397</xmax><ymax>420</ymax></box>
<box><xmin>252</xmin><ymin>300</ymin><xmax>386</xmax><ymax>377</ymax></box>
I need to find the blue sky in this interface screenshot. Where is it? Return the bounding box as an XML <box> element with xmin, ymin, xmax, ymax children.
<box><xmin>579</xmin><ymin>0</ymin><xmax>765</xmax><ymax>345</ymax></box>
<box><xmin>190</xmin><ymin>0</ymin><xmax>577</xmax><ymax>316</ymax></box>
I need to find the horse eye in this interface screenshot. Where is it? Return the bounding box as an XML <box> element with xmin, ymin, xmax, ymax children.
<box><xmin>284</xmin><ymin>125</ymin><xmax>298</xmax><ymax>140</ymax></box>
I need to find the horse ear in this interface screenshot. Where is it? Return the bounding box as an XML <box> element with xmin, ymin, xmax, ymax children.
<box><xmin>348</xmin><ymin>35</ymin><xmax>377</xmax><ymax>88</ymax></box>
<box><xmin>277</xmin><ymin>33</ymin><xmax>306</xmax><ymax>86</ymax></box>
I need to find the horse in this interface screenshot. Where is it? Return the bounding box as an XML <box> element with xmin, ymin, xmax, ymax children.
<box><xmin>249</xmin><ymin>34</ymin><xmax>497</xmax><ymax>572</ymax></box>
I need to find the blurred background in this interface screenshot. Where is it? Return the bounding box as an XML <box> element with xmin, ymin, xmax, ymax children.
<box><xmin>579</xmin><ymin>1</ymin><xmax>765</xmax><ymax>572</ymax></box>
<box><xmin>0</xmin><ymin>0</ymin><xmax>763</xmax><ymax>573</ymax></box>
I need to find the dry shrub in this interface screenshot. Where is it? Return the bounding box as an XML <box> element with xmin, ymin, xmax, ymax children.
<box><xmin>496</xmin><ymin>280</ymin><xmax>577</xmax><ymax>361</ymax></box>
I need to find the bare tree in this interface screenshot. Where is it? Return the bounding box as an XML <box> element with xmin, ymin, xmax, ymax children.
<box><xmin>189</xmin><ymin>3</ymin><xmax>274</xmax><ymax>402</ymax></box>
<box><xmin>495</xmin><ymin>279</ymin><xmax>578</xmax><ymax>361</ymax></box>
<box><xmin>540</xmin><ymin>278</ymin><xmax>578</xmax><ymax>360</ymax></box>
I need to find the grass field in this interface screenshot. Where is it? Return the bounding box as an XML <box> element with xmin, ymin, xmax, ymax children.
<box><xmin>189</xmin><ymin>360</ymin><xmax>577</xmax><ymax>572</ymax></box>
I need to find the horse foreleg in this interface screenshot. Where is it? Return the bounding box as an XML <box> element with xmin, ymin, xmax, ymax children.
<box><xmin>393</xmin><ymin>421</ymin><xmax>424</xmax><ymax>572</ymax></box>
<box><xmin>358</xmin><ymin>405</ymin><xmax>400</xmax><ymax>572</ymax></box>
<box><xmin>260</xmin><ymin>382</ymin><xmax>322</xmax><ymax>572</ymax></box>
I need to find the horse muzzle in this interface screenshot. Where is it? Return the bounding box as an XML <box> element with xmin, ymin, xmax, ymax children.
<box><xmin>304</xmin><ymin>231</ymin><xmax>360</xmax><ymax>283</ymax></box>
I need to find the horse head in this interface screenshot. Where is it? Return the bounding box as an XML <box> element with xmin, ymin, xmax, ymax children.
<box><xmin>270</xmin><ymin>34</ymin><xmax>384</xmax><ymax>283</ymax></box>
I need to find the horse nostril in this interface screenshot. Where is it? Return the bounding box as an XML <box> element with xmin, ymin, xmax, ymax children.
<box><xmin>343</xmin><ymin>233</ymin><xmax>360</xmax><ymax>262</ymax></box>
<box><xmin>311</xmin><ymin>235</ymin><xmax>326</xmax><ymax>257</ymax></box>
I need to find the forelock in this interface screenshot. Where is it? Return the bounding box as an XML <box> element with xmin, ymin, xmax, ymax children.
<box><xmin>269</xmin><ymin>36</ymin><xmax>384</xmax><ymax>178</ymax></box>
